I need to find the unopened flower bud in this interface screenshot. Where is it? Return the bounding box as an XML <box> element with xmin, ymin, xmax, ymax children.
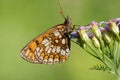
<box><xmin>78</xmin><ymin>28</ymin><xmax>90</xmax><ymax>43</ymax></box>
<box><xmin>109</xmin><ymin>21</ymin><xmax>119</xmax><ymax>35</ymax></box>
<box><xmin>91</xmin><ymin>36</ymin><xmax>100</xmax><ymax>48</ymax></box>
<box><xmin>103</xmin><ymin>31</ymin><xmax>111</xmax><ymax>44</ymax></box>
<box><xmin>91</xmin><ymin>22</ymin><xmax>102</xmax><ymax>38</ymax></box>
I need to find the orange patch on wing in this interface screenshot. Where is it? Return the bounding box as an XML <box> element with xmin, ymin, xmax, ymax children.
<box><xmin>49</xmin><ymin>54</ymin><xmax>54</xmax><ymax>58</ymax></box>
<box><xmin>29</xmin><ymin>41</ymin><xmax>37</xmax><ymax>51</ymax></box>
<box><xmin>35</xmin><ymin>37</ymin><xmax>43</xmax><ymax>43</ymax></box>
<box><xmin>60</xmin><ymin>56</ymin><xmax>66</xmax><ymax>62</ymax></box>
<box><xmin>40</xmin><ymin>53</ymin><xmax>45</xmax><ymax>57</ymax></box>
<box><xmin>28</xmin><ymin>52</ymin><xmax>33</xmax><ymax>58</ymax></box>
<box><xmin>44</xmin><ymin>55</ymin><xmax>49</xmax><ymax>59</ymax></box>
<box><xmin>31</xmin><ymin>53</ymin><xmax>35</xmax><ymax>60</ymax></box>
<box><xmin>55</xmin><ymin>54</ymin><xmax>59</xmax><ymax>58</ymax></box>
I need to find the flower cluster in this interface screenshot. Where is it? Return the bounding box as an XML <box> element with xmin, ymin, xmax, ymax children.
<box><xmin>71</xmin><ymin>18</ymin><xmax>120</xmax><ymax>79</ymax></box>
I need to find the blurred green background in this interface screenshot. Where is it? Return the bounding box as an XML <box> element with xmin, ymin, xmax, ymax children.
<box><xmin>0</xmin><ymin>0</ymin><xmax>119</xmax><ymax>80</ymax></box>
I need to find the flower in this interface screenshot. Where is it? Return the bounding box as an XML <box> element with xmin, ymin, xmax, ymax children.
<box><xmin>71</xmin><ymin>18</ymin><xmax>120</xmax><ymax>79</ymax></box>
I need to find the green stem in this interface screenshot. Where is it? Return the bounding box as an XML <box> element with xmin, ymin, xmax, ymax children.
<box><xmin>99</xmin><ymin>57</ymin><xmax>111</xmax><ymax>71</ymax></box>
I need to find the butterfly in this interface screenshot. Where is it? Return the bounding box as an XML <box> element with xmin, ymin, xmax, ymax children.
<box><xmin>20</xmin><ymin>17</ymin><xmax>73</xmax><ymax>64</ymax></box>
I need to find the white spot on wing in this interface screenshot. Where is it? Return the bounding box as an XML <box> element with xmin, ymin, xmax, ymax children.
<box><xmin>60</xmin><ymin>49</ymin><xmax>66</xmax><ymax>55</ymax></box>
<box><xmin>53</xmin><ymin>30</ymin><xmax>60</xmax><ymax>36</ymax></box>
<box><xmin>40</xmin><ymin>48</ymin><xmax>43</xmax><ymax>53</ymax></box>
<box><xmin>66</xmin><ymin>48</ymin><xmax>70</xmax><ymax>53</ymax></box>
<box><xmin>51</xmin><ymin>45</ymin><xmax>54</xmax><ymax>48</ymax></box>
<box><xmin>52</xmin><ymin>46</ymin><xmax>56</xmax><ymax>53</ymax></box>
<box><xmin>25</xmin><ymin>50</ymin><xmax>30</xmax><ymax>56</ymax></box>
<box><xmin>55</xmin><ymin>39</ymin><xmax>59</xmax><ymax>43</ymax></box>
<box><xmin>54</xmin><ymin>58</ymin><xmax>59</xmax><ymax>64</ymax></box>
<box><xmin>66</xmin><ymin>48</ymin><xmax>70</xmax><ymax>56</ymax></box>
<box><xmin>36</xmin><ymin>47</ymin><xmax>40</xmax><ymax>52</ymax></box>
<box><xmin>59</xmin><ymin>35</ymin><xmax>62</xmax><ymax>38</ymax></box>
<box><xmin>37</xmin><ymin>51</ymin><xmax>40</xmax><ymax>56</ymax></box>
<box><xmin>43</xmin><ymin>59</ymin><xmax>47</xmax><ymax>64</ymax></box>
<box><xmin>62</xmin><ymin>39</ymin><xmax>65</xmax><ymax>44</ymax></box>
<box><xmin>56</xmin><ymin>46</ymin><xmax>61</xmax><ymax>53</ymax></box>
<box><xmin>34</xmin><ymin>50</ymin><xmax>37</xmax><ymax>54</ymax></box>
<box><xmin>42</xmin><ymin>38</ymin><xmax>49</xmax><ymax>44</ymax></box>
<box><xmin>39</xmin><ymin>56</ymin><xmax>43</xmax><ymax>60</ymax></box>
<box><xmin>45</xmin><ymin>46</ymin><xmax>49</xmax><ymax>52</ymax></box>
<box><xmin>44</xmin><ymin>41</ymin><xmax>50</xmax><ymax>46</ymax></box>
<box><xmin>37</xmin><ymin>56</ymin><xmax>43</xmax><ymax>62</ymax></box>
<box><xmin>48</xmin><ymin>58</ymin><xmax>53</xmax><ymax>64</ymax></box>
<box><xmin>47</xmin><ymin>48</ymin><xmax>52</xmax><ymax>54</ymax></box>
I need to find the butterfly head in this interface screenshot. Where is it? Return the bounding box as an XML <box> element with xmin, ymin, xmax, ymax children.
<box><xmin>58</xmin><ymin>0</ymin><xmax>73</xmax><ymax>33</ymax></box>
<box><xmin>64</xmin><ymin>16</ymin><xmax>73</xmax><ymax>33</ymax></box>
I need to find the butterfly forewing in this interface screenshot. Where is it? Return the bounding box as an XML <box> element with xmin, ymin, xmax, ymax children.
<box><xmin>20</xmin><ymin>18</ymin><xmax>73</xmax><ymax>64</ymax></box>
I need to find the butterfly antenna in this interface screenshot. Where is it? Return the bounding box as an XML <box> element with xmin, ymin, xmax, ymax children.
<box><xmin>58</xmin><ymin>0</ymin><xmax>66</xmax><ymax>19</ymax></box>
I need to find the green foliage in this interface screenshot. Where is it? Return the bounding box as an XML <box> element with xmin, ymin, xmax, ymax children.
<box><xmin>75</xmin><ymin>18</ymin><xmax>120</xmax><ymax>80</ymax></box>
<box><xmin>90</xmin><ymin>64</ymin><xmax>109</xmax><ymax>71</ymax></box>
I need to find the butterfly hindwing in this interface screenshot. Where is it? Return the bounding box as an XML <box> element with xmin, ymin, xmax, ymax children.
<box><xmin>20</xmin><ymin>18</ymin><xmax>73</xmax><ymax>64</ymax></box>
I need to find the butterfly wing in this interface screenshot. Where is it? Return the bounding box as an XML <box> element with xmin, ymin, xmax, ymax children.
<box><xmin>20</xmin><ymin>24</ymin><xmax>71</xmax><ymax>64</ymax></box>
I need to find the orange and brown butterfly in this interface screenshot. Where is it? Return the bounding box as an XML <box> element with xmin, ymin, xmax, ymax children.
<box><xmin>20</xmin><ymin>17</ymin><xmax>73</xmax><ymax>64</ymax></box>
<box><xmin>20</xmin><ymin>1</ymin><xmax>74</xmax><ymax>64</ymax></box>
